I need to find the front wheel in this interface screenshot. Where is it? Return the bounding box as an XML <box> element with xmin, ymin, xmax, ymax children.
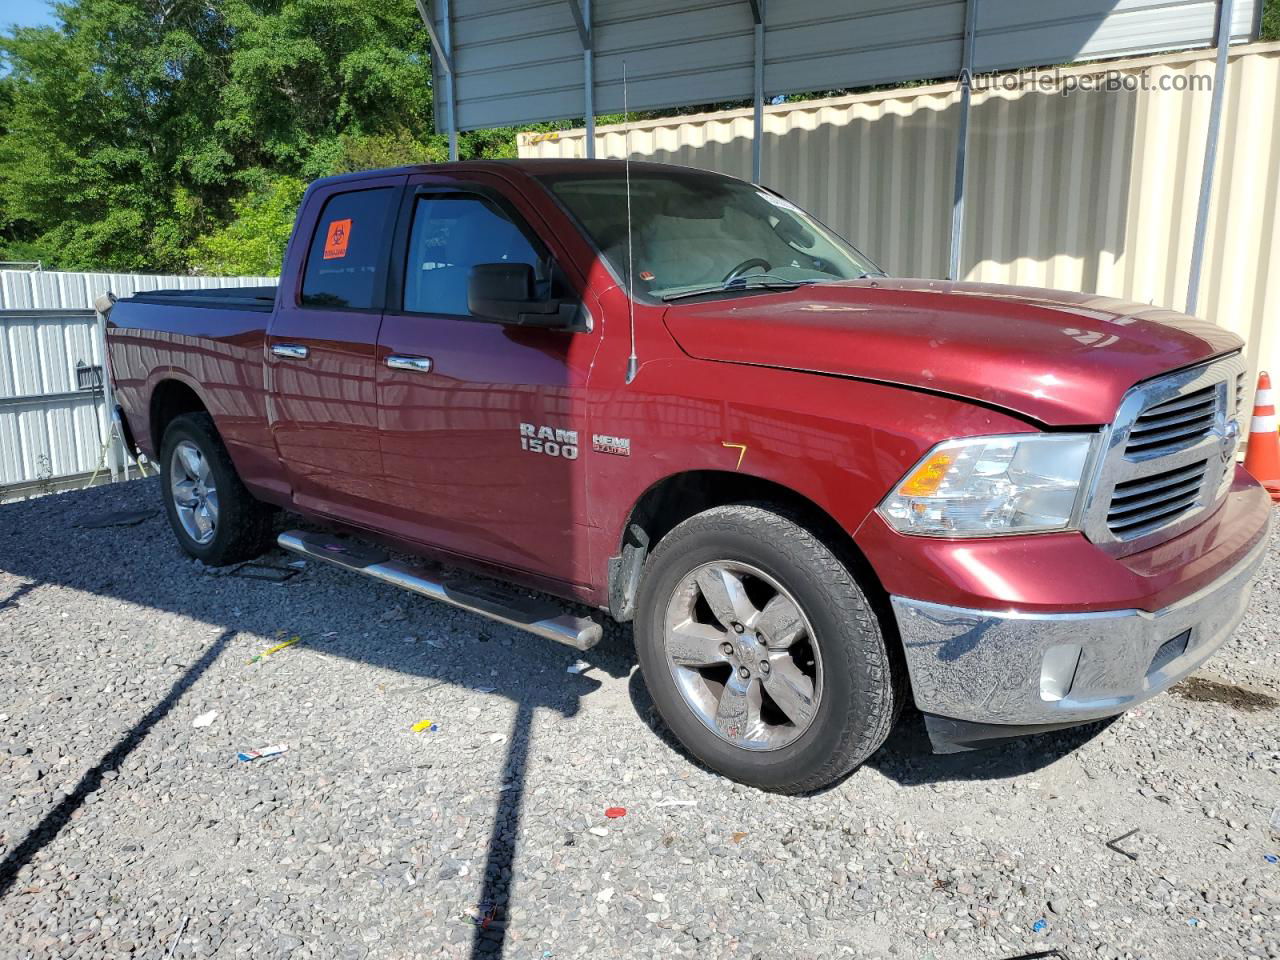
<box><xmin>634</xmin><ymin>504</ymin><xmax>900</xmax><ymax>793</ymax></box>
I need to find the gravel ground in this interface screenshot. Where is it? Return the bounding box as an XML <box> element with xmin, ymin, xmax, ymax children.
<box><xmin>1</xmin><ymin>477</ymin><xmax>1278</xmax><ymax>960</ymax></box>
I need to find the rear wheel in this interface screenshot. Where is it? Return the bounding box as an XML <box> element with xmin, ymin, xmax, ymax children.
<box><xmin>634</xmin><ymin>504</ymin><xmax>900</xmax><ymax>793</ymax></box>
<box><xmin>159</xmin><ymin>412</ymin><xmax>275</xmax><ymax>565</ymax></box>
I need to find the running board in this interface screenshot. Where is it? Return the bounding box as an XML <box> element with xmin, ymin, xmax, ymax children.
<box><xmin>277</xmin><ymin>530</ymin><xmax>602</xmax><ymax>651</ymax></box>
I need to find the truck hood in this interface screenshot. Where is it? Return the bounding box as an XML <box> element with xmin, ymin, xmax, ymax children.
<box><xmin>662</xmin><ymin>278</ymin><xmax>1242</xmax><ymax>426</ymax></box>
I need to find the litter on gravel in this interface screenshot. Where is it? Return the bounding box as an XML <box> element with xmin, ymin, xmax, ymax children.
<box><xmin>77</xmin><ymin>508</ymin><xmax>156</xmax><ymax>528</ymax></box>
<box><xmin>1105</xmin><ymin>828</ymin><xmax>1140</xmax><ymax>862</ymax></box>
<box><xmin>165</xmin><ymin>915</ymin><xmax>190</xmax><ymax>958</ymax></box>
<box><xmin>4</xmin><ymin>478</ymin><xmax>1279</xmax><ymax>960</ymax></box>
<box><xmin>246</xmin><ymin>635</ymin><xmax>301</xmax><ymax>664</ymax></box>
<box><xmin>464</xmin><ymin>902</ymin><xmax>498</xmax><ymax>928</ymax></box>
<box><xmin>192</xmin><ymin>711</ymin><xmax>217</xmax><ymax>728</ymax></box>
<box><xmin>231</xmin><ymin>562</ymin><xmax>300</xmax><ymax>582</ymax></box>
<box><xmin>237</xmin><ymin>744</ymin><xmax>289</xmax><ymax>763</ymax></box>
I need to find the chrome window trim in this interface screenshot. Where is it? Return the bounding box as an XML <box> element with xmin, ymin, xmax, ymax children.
<box><xmin>1082</xmin><ymin>351</ymin><xmax>1245</xmax><ymax>556</ymax></box>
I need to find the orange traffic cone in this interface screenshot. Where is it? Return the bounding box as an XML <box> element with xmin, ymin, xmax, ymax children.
<box><xmin>1242</xmin><ymin>371</ymin><xmax>1280</xmax><ymax>503</ymax></box>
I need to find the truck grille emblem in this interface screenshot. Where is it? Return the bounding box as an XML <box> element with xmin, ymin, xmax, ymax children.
<box><xmin>1220</xmin><ymin>419</ymin><xmax>1240</xmax><ymax>463</ymax></box>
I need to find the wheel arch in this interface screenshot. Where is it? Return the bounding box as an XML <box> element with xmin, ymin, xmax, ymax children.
<box><xmin>606</xmin><ymin>469</ymin><xmax>891</xmax><ymax>632</ymax></box>
<box><xmin>149</xmin><ymin>378</ymin><xmax>211</xmax><ymax>454</ymax></box>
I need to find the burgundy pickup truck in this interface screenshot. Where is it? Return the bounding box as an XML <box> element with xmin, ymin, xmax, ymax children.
<box><xmin>103</xmin><ymin>159</ymin><xmax>1271</xmax><ymax>792</ymax></box>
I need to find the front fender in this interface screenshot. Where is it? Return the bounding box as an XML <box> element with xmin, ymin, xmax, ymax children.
<box><xmin>584</xmin><ymin>355</ymin><xmax>1037</xmax><ymax>603</ymax></box>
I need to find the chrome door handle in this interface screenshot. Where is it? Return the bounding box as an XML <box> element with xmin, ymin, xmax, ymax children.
<box><xmin>386</xmin><ymin>355</ymin><xmax>433</xmax><ymax>373</ymax></box>
<box><xmin>271</xmin><ymin>344</ymin><xmax>309</xmax><ymax>360</ymax></box>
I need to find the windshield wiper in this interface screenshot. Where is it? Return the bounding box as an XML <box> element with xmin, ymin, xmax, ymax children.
<box><xmin>661</xmin><ymin>275</ymin><xmax>821</xmax><ymax>302</ymax></box>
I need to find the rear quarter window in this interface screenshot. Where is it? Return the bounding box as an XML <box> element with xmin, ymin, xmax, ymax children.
<box><xmin>301</xmin><ymin>187</ymin><xmax>396</xmax><ymax>309</ymax></box>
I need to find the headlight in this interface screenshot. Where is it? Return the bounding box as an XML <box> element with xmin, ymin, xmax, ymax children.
<box><xmin>878</xmin><ymin>434</ymin><xmax>1097</xmax><ymax>536</ymax></box>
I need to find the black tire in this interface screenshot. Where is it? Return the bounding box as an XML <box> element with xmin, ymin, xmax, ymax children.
<box><xmin>159</xmin><ymin>412</ymin><xmax>276</xmax><ymax>565</ymax></box>
<box><xmin>633</xmin><ymin>503</ymin><xmax>901</xmax><ymax>793</ymax></box>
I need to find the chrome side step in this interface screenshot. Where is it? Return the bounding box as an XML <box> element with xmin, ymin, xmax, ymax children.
<box><xmin>278</xmin><ymin>530</ymin><xmax>602</xmax><ymax>651</ymax></box>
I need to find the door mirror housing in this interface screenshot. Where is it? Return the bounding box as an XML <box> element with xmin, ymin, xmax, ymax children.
<box><xmin>467</xmin><ymin>263</ymin><xmax>581</xmax><ymax>329</ymax></box>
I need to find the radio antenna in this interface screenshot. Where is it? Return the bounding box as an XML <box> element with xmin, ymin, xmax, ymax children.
<box><xmin>623</xmin><ymin>60</ymin><xmax>639</xmax><ymax>384</ymax></box>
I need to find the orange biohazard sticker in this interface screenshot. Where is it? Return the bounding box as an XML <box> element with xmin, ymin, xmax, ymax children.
<box><xmin>323</xmin><ymin>218</ymin><xmax>352</xmax><ymax>259</ymax></box>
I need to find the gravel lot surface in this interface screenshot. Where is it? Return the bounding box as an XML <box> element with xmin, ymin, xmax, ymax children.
<box><xmin>1</xmin><ymin>478</ymin><xmax>1278</xmax><ymax>960</ymax></box>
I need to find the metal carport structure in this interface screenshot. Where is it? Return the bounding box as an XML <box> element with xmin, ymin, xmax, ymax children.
<box><xmin>415</xmin><ymin>0</ymin><xmax>1261</xmax><ymax>309</ymax></box>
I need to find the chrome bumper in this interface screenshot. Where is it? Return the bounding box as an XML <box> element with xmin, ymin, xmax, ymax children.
<box><xmin>891</xmin><ymin>525</ymin><xmax>1270</xmax><ymax>727</ymax></box>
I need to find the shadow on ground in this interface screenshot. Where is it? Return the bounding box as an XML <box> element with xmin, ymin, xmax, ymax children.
<box><xmin>1</xmin><ymin>478</ymin><xmax>1114</xmax><ymax>955</ymax></box>
<box><xmin>0</xmin><ymin>480</ymin><xmax>640</xmax><ymax>958</ymax></box>
<box><xmin>624</xmin><ymin>657</ymin><xmax>1114</xmax><ymax>798</ymax></box>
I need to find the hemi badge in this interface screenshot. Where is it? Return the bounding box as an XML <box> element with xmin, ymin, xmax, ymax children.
<box><xmin>593</xmin><ymin>434</ymin><xmax>631</xmax><ymax>456</ymax></box>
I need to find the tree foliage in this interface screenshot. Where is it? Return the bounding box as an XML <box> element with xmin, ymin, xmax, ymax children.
<box><xmin>1263</xmin><ymin>0</ymin><xmax>1280</xmax><ymax>42</ymax></box>
<box><xmin>0</xmin><ymin>0</ymin><xmax>459</xmax><ymax>273</ymax></box>
<box><xmin>14</xmin><ymin>0</ymin><xmax>1267</xmax><ymax>273</ymax></box>
<box><xmin>186</xmin><ymin>174</ymin><xmax>306</xmax><ymax>276</ymax></box>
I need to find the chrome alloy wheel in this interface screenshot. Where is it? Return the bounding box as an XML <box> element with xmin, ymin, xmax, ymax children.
<box><xmin>662</xmin><ymin>561</ymin><xmax>823</xmax><ymax>751</ymax></box>
<box><xmin>169</xmin><ymin>440</ymin><xmax>219</xmax><ymax>545</ymax></box>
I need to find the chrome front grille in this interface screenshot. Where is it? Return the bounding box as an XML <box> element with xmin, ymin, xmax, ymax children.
<box><xmin>1084</xmin><ymin>352</ymin><xmax>1245</xmax><ymax>555</ymax></box>
<box><xmin>1107</xmin><ymin>459</ymin><xmax>1208</xmax><ymax>538</ymax></box>
<box><xmin>1125</xmin><ymin>385</ymin><xmax>1216</xmax><ymax>456</ymax></box>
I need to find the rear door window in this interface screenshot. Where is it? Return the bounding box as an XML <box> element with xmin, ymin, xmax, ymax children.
<box><xmin>301</xmin><ymin>187</ymin><xmax>396</xmax><ymax>309</ymax></box>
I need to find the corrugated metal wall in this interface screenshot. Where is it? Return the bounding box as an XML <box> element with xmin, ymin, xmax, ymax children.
<box><xmin>0</xmin><ymin>268</ymin><xmax>274</xmax><ymax>311</ymax></box>
<box><xmin>437</xmin><ymin>0</ymin><xmax>1258</xmax><ymax>130</ymax></box>
<box><xmin>0</xmin><ymin>309</ymin><xmax>107</xmax><ymax>491</ymax></box>
<box><xmin>520</xmin><ymin>41</ymin><xmax>1280</xmax><ymax>399</ymax></box>
<box><xmin>0</xmin><ymin>271</ymin><xmax>276</xmax><ymax>492</ymax></box>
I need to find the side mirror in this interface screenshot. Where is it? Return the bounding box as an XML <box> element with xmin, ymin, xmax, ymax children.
<box><xmin>467</xmin><ymin>263</ymin><xmax>580</xmax><ymax>329</ymax></box>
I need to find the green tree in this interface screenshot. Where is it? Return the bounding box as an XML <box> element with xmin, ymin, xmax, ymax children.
<box><xmin>1</xmin><ymin>2</ymin><xmax>238</xmax><ymax>269</ymax></box>
<box><xmin>187</xmin><ymin>174</ymin><xmax>306</xmax><ymax>275</ymax></box>
<box><xmin>0</xmin><ymin>0</ymin><xmax>440</xmax><ymax>272</ymax></box>
<box><xmin>1263</xmin><ymin>0</ymin><xmax>1280</xmax><ymax>42</ymax></box>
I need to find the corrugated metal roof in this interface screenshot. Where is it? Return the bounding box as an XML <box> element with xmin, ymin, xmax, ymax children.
<box><xmin>431</xmin><ymin>0</ymin><xmax>1258</xmax><ymax>131</ymax></box>
<box><xmin>974</xmin><ymin>0</ymin><xmax>1259</xmax><ymax>71</ymax></box>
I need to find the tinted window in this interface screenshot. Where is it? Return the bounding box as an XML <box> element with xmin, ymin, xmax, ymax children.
<box><xmin>301</xmin><ymin>187</ymin><xmax>395</xmax><ymax>309</ymax></box>
<box><xmin>403</xmin><ymin>195</ymin><xmax>546</xmax><ymax>316</ymax></box>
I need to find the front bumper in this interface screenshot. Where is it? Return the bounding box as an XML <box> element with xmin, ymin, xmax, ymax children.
<box><xmin>891</xmin><ymin>512</ymin><xmax>1270</xmax><ymax>739</ymax></box>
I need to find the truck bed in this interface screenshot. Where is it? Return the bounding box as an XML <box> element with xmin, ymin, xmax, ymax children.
<box><xmin>124</xmin><ymin>285</ymin><xmax>278</xmax><ymax>312</ymax></box>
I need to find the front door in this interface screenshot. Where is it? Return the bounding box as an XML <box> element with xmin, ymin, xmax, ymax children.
<box><xmin>374</xmin><ymin>173</ymin><xmax>599</xmax><ymax>587</ymax></box>
<box><xmin>266</xmin><ymin>177</ymin><xmax>403</xmax><ymax>525</ymax></box>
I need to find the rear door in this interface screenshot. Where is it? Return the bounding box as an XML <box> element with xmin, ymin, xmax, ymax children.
<box><xmin>266</xmin><ymin>176</ymin><xmax>404</xmax><ymax>525</ymax></box>
<box><xmin>374</xmin><ymin>172</ymin><xmax>600</xmax><ymax>587</ymax></box>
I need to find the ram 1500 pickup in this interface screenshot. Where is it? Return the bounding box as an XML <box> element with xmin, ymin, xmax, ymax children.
<box><xmin>103</xmin><ymin>159</ymin><xmax>1272</xmax><ymax>793</ymax></box>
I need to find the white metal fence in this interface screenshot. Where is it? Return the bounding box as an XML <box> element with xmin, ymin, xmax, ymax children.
<box><xmin>0</xmin><ymin>270</ymin><xmax>275</xmax><ymax>497</ymax></box>
<box><xmin>0</xmin><ymin>268</ymin><xmax>274</xmax><ymax>311</ymax></box>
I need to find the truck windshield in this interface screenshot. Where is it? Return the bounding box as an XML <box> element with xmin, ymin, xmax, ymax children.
<box><xmin>541</xmin><ymin>170</ymin><xmax>881</xmax><ymax>301</ymax></box>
